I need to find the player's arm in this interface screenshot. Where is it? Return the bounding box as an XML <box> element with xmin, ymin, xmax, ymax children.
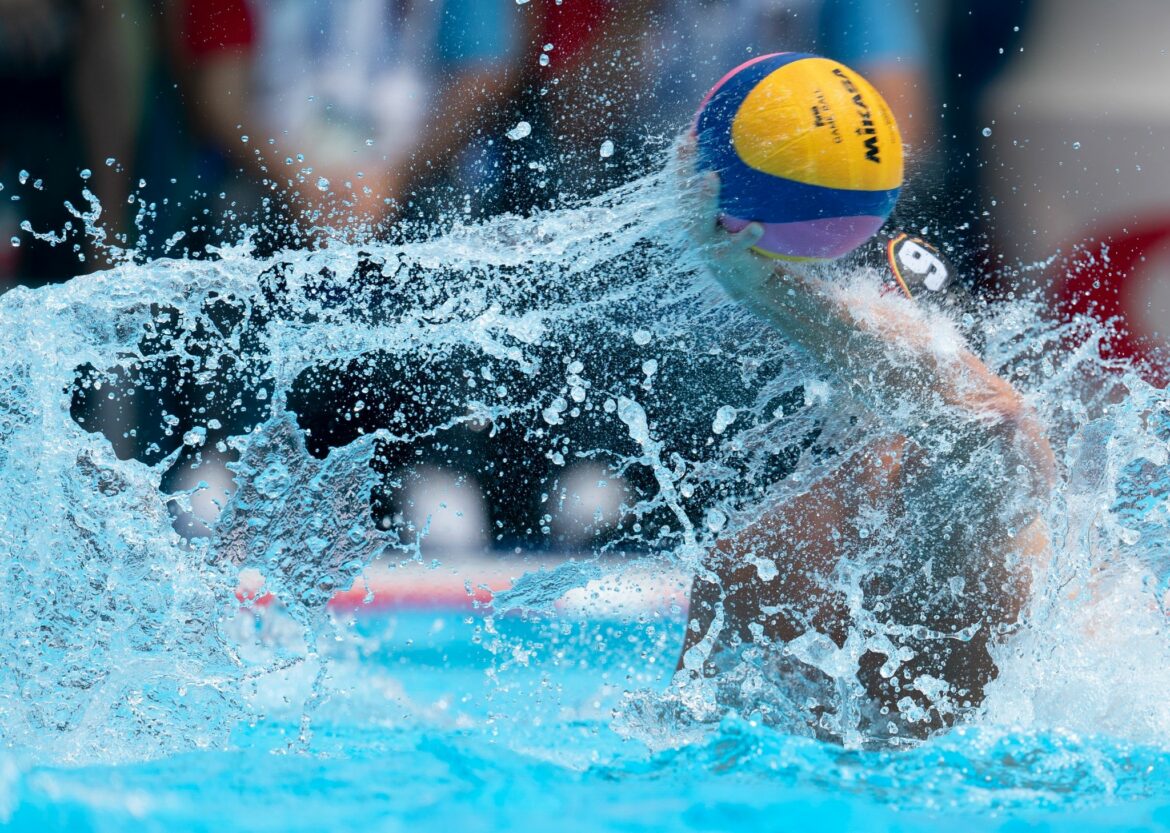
<box><xmin>684</xmin><ymin>170</ymin><xmax>1055</xmax><ymax>519</ymax></box>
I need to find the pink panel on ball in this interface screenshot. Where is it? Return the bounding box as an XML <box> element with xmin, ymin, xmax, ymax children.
<box><xmin>720</xmin><ymin>214</ymin><xmax>886</xmax><ymax>260</ymax></box>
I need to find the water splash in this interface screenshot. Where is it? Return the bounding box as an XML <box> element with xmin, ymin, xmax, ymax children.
<box><xmin>0</xmin><ymin>165</ymin><xmax>803</xmax><ymax>762</ymax></box>
<box><xmin>0</xmin><ymin>155</ymin><xmax>1168</xmax><ymax>793</ymax></box>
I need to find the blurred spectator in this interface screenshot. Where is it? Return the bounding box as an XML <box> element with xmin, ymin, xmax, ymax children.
<box><xmin>0</xmin><ymin>0</ymin><xmax>144</xmax><ymax>289</ymax></box>
<box><xmin>165</xmin><ymin>0</ymin><xmax>531</xmax><ymax>235</ymax></box>
<box><xmin>167</xmin><ymin>0</ymin><xmax>256</xmax><ymax>172</ymax></box>
<box><xmin>1</xmin><ymin>0</ymin><xmax>934</xmax><ymax>279</ymax></box>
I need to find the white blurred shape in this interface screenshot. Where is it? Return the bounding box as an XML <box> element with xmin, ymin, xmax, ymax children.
<box><xmin>168</xmin><ymin>455</ymin><xmax>236</xmax><ymax>539</ymax></box>
<box><xmin>549</xmin><ymin>462</ymin><xmax>627</xmax><ymax>547</ymax></box>
<box><xmin>399</xmin><ymin>466</ymin><xmax>488</xmax><ymax>556</ymax></box>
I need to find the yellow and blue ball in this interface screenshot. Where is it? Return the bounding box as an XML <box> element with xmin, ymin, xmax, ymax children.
<box><xmin>694</xmin><ymin>53</ymin><xmax>904</xmax><ymax>261</ymax></box>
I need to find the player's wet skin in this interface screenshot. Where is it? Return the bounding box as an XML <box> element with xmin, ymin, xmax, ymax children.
<box><xmin>675</xmin><ymin>169</ymin><xmax>1055</xmax><ymax>742</ymax></box>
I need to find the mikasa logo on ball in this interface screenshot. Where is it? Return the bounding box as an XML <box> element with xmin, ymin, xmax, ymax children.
<box><xmin>830</xmin><ymin>67</ymin><xmax>881</xmax><ymax>164</ymax></box>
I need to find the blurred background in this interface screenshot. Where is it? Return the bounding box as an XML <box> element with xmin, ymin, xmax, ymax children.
<box><xmin>3</xmin><ymin>0</ymin><xmax>1167</xmax><ymax>555</ymax></box>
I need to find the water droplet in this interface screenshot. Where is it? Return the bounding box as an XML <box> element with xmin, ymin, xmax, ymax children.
<box><xmin>365</xmin><ymin>138</ymin><xmax>375</xmax><ymax>147</ymax></box>
<box><xmin>9</xmin><ymin>236</ymin><xmax>20</xmax><ymax>247</ymax></box>
<box><xmin>542</xmin><ymin>397</ymin><xmax>567</xmax><ymax>425</ymax></box>
<box><xmin>18</xmin><ymin>170</ymin><xmax>29</xmax><ymax>185</ymax></box>
<box><xmin>599</xmin><ymin>140</ymin><xmax>615</xmax><ymax>158</ymax></box>
<box><xmin>632</xmin><ymin>329</ymin><xmax>651</xmax><ymax>345</ymax></box>
<box><xmin>712</xmin><ymin>405</ymin><xmax>738</xmax><ymax>435</ymax></box>
<box><xmin>539</xmin><ymin>54</ymin><xmax>550</xmax><ymax>67</ymax></box>
<box><xmin>1072</xmin><ymin>141</ymin><xmax>1082</xmax><ymax>150</ymax></box>
<box><xmin>240</xmin><ymin>135</ymin><xmax>249</xmax><ymax>144</ymax></box>
<box><xmin>981</xmin><ymin>127</ymin><xmax>992</xmax><ymax>137</ymax></box>
<box><xmin>80</xmin><ymin>169</ymin><xmax>92</xmax><ymax>180</ymax></box>
<box><xmin>316</xmin><ymin>177</ymin><xmax>330</xmax><ymax>191</ymax></box>
<box><xmin>105</xmin><ymin>158</ymin><xmax>115</xmax><ymax>167</ymax></box>
<box><xmin>506</xmin><ymin>121</ymin><xmax>532</xmax><ymax>141</ymax></box>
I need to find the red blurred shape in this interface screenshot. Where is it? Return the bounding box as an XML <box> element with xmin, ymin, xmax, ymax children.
<box><xmin>1057</xmin><ymin>219</ymin><xmax>1170</xmax><ymax>387</ymax></box>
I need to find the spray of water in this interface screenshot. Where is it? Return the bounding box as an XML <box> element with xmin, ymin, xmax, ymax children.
<box><xmin>0</xmin><ymin>157</ymin><xmax>1168</xmax><ymax>776</ymax></box>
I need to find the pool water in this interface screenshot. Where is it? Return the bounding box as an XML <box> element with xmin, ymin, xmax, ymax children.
<box><xmin>2</xmin><ymin>165</ymin><xmax>1170</xmax><ymax>831</ymax></box>
<box><xmin>6</xmin><ymin>610</ymin><xmax>1170</xmax><ymax>832</ymax></box>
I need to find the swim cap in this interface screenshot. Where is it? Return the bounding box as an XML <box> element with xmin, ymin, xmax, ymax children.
<box><xmin>885</xmin><ymin>234</ymin><xmax>969</xmax><ymax>314</ymax></box>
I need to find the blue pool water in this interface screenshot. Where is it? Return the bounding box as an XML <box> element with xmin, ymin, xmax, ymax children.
<box><xmin>6</xmin><ymin>611</ymin><xmax>1170</xmax><ymax>832</ymax></box>
<box><xmin>2</xmin><ymin>167</ymin><xmax>1170</xmax><ymax>830</ymax></box>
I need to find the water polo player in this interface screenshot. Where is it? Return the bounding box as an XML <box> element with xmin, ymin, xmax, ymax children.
<box><xmin>674</xmin><ymin>55</ymin><xmax>1056</xmax><ymax>743</ymax></box>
